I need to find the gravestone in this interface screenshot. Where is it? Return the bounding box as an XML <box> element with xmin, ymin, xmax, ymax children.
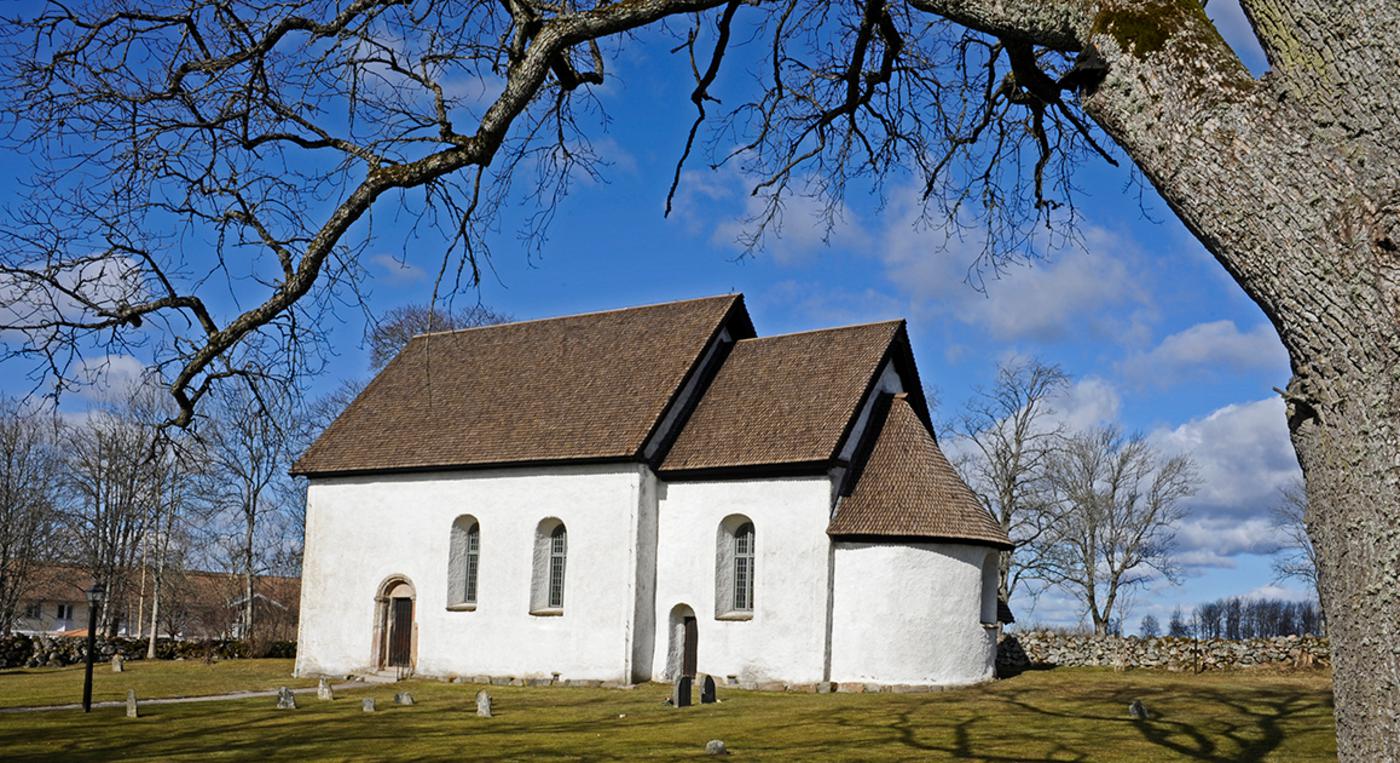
<box><xmin>362</xmin><ymin>698</ymin><xmax>376</xmax><ymax>712</ymax></box>
<box><xmin>705</xmin><ymin>739</ymin><xmax>729</xmax><ymax>756</ymax></box>
<box><xmin>125</xmin><ymin>689</ymin><xmax>138</xmax><ymax>719</ymax></box>
<box><xmin>1128</xmin><ymin>699</ymin><xmax>1150</xmax><ymax>720</ymax></box>
<box><xmin>394</xmin><ymin>691</ymin><xmax>414</xmax><ymax>706</ymax></box>
<box><xmin>317</xmin><ymin>678</ymin><xmax>334</xmax><ymax>701</ymax></box>
<box><xmin>111</xmin><ymin>654</ymin><xmax>125</xmax><ymax>673</ymax></box>
<box><xmin>276</xmin><ymin>686</ymin><xmax>297</xmax><ymax>710</ymax></box>
<box><xmin>475</xmin><ymin>690</ymin><xmax>492</xmax><ymax>718</ymax></box>
<box><xmin>671</xmin><ymin>675</ymin><xmax>692</xmax><ymax>708</ymax></box>
<box><xmin>700</xmin><ymin>675</ymin><xmax>716</xmax><ymax>704</ymax></box>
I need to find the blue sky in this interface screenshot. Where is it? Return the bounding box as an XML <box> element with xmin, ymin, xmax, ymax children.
<box><xmin>0</xmin><ymin>1</ymin><xmax>1300</xmax><ymax>630</ymax></box>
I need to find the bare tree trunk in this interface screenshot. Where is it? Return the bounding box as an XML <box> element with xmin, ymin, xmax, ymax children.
<box><xmin>243</xmin><ymin>507</ymin><xmax>255</xmax><ymax>643</ymax></box>
<box><xmin>135</xmin><ymin>538</ymin><xmax>148</xmax><ymax>640</ymax></box>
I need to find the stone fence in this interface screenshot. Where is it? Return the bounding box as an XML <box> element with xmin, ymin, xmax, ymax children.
<box><xmin>0</xmin><ymin>634</ymin><xmax>296</xmax><ymax>668</ymax></box>
<box><xmin>997</xmin><ymin>631</ymin><xmax>1330</xmax><ymax>674</ymax></box>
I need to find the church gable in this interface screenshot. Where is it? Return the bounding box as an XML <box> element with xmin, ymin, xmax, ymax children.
<box><xmin>292</xmin><ymin>294</ymin><xmax>752</xmax><ymax>476</ymax></box>
<box><xmin>658</xmin><ymin>321</ymin><xmax>923</xmax><ymax>476</ymax></box>
<box><xmin>828</xmin><ymin>394</ymin><xmax>1011</xmax><ymax>548</ymax></box>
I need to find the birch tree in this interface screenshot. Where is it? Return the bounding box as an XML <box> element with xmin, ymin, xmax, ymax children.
<box><xmin>0</xmin><ymin>0</ymin><xmax>1395</xmax><ymax>755</ymax></box>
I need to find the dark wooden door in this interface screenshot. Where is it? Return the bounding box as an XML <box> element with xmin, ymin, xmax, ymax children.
<box><xmin>388</xmin><ymin>597</ymin><xmax>413</xmax><ymax>668</ymax></box>
<box><xmin>682</xmin><ymin>616</ymin><xmax>698</xmax><ymax>678</ymax></box>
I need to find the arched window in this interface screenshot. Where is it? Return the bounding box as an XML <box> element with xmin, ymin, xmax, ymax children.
<box><xmin>530</xmin><ymin>518</ymin><xmax>567</xmax><ymax>614</ymax></box>
<box><xmin>447</xmin><ymin>515</ymin><xmax>480</xmax><ymax>609</ymax></box>
<box><xmin>548</xmin><ymin>524</ymin><xmax>567</xmax><ymax>609</ymax></box>
<box><xmin>466</xmin><ymin>523</ymin><xmax>480</xmax><ymax>604</ymax></box>
<box><xmin>980</xmin><ymin>550</ymin><xmax>1000</xmax><ymax>625</ymax></box>
<box><xmin>715</xmin><ymin>515</ymin><xmax>755</xmax><ymax>619</ymax></box>
<box><xmin>733</xmin><ymin>522</ymin><xmax>754</xmax><ymax>612</ymax></box>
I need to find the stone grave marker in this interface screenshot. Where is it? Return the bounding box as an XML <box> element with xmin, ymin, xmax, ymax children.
<box><xmin>1128</xmin><ymin>699</ymin><xmax>1150</xmax><ymax>720</ymax></box>
<box><xmin>394</xmin><ymin>691</ymin><xmax>414</xmax><ymax>706</ymax></box>
<box><xmin>475</xmin><ymin>690</ymin><xmax>492</xmax><ymax>718</ymax></box>
<box><xmin>276</xmin><ymin>686</ymin><xmax>297</xmax><ymax>710</ymax></box>
<box><xmin>125</xmin><ymin>689</ymin><xmax>138</xmax><ymax>719</ymax></box>
<box><xmin>362</xmin><ymin>698</ymin><xmax>376</xmax><ymax>712</ymax></box>
<box><xmin>111</xmin><ymin>654</ymin><xmax>125</xmax><ymax>673</ymax></box>
<box><xmin>671</xmin><ymin>675</ymin><xmax>692</xmax><ymax>708</ymax></box>
<box><xmin>705</xmin><ymin>739</ymin><xmax>729</xmax><ymax>756</ymax></box>
<box><xmin>700</xmin><ymin>675</ymin><xmax>716</xmax><ymax>704</ymax></box>
<box><xmin>317</xmin><ymin>677</ymin><xmax>335</xmax><ymax>701</ymax></box>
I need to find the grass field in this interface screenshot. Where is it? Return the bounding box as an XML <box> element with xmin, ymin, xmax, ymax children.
<box><xmin>0</xmin><ymin>663</ymin><xmax>1335</xmax><ymax>761</ymax></box>
<box><xmin>0</xmin><ymin>658</ymin><xmax>311</xmax><ymax>709</ymax></box>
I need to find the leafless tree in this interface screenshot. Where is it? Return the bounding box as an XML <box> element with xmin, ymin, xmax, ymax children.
<box><xmin>142</xmin><ymin>440</ymin><xmax>199</xmax><ymax>656</ymax></box>
<box><xmin>1041</xmin><ymin>427</ymin><xmax>1197</xmax><ymax>638</ymax></box>
<box><xmin>59</xmin><ymin>407</ymin><xmax>163</xmax><ymax>635</ymax></box>
<box><xmin>197</xmin><ymin>382</ymin><xmax>301</xmax><ymax>643</ymax></box>
<box><xmin>369</xmin><ymin>303</ymin><xmax>510</xmax><ymax>370</ymax></box>
<box><xmin>0</xmin><ymin>399</ymin><xmax>59</xmax><ymax>634</ymax></box>
<box><xmin>954</xmin><ymin>358</ymin><xmax>1068</xmax><ymax>601</ymax></box>
<box><xmin>1271</xmin><ymin>479</ymin><xmax>1321</xmax><ymax>613</ymax></box>
<box><xmin>0</xmin><ymin>0</ymin><xmax>1395</xmax><ymax>753</ymax></box>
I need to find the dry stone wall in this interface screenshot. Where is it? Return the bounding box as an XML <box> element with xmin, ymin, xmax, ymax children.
<box><xmin>997</xmin><ymin>631</ymin><xmax>1330</xmax><ymax>674</ymax></box>
<box><xmin>0</xmin><ymin>634</ymin><xmax>296</xmax><ymax>668</ymax></box>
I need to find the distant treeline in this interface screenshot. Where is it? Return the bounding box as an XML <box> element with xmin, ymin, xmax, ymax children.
<box><xmin>1148</xmin><ymin>597</ymin><xmax>1325</xmax><ymax>640</ymax></box>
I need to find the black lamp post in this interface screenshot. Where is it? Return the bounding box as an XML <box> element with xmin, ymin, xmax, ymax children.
<box><xmin>81</xmin><ymin>582</ymin><xmax>105</xmax><ymax>713</ymax></box>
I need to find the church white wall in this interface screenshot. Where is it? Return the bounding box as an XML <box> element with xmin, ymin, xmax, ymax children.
<box><xmin>651</xmin><ymin>476</ymin><xmax>834</xmax><ymax>685</ymax></box>
<box><xmin>295</xmin><ymin>464</ymin><xmax>649</xmax><ymax>682</ymax></box>
<box><xmin>829</xmin><ymin>541</ymin><xmax>998</xmax><ymax>686</ymax></box>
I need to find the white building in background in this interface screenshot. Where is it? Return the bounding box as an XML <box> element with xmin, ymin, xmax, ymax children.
<box><xmin>292</xmin><ymin>295</ymin><xmax>1011</xmax><ymax>688</ymax></box>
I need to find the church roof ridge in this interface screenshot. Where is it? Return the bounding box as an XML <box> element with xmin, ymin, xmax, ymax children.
<box><xmin>411</xmin><ymin>294</ymin><xmax>741</xmax><ymax>339</ymax></box>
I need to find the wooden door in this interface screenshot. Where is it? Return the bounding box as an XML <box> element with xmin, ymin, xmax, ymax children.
<box><xmin>388</xmin><ymin>597</ymin><xmax>413</xmax><ymax>668</ymax></box>
<box><xmin>682</xmin><ymin>616</ymin><xmax>698</xmax><ymax>678</ymax></box>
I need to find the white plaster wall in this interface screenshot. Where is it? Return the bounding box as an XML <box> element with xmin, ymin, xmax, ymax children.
<box><xmin>650</xmin><ymin>476</ymin><xmax>834</xmax><ymax>685</ymax></box>
<box><xmin>829</xmin><ymin>541</ymin><xmax>997</xmax><ymax>686</ymax></box>
<box><xmin>828</xmin><ymin>360</ymin><xmax>905</xmax><ymax>502</ymax></box>
<box><xmin>295</xmin><ymin>464</ymin><xmax>648</xmax><ymax>681</ymax></box>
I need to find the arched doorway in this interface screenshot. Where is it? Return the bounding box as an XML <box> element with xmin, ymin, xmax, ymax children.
<box><xmin>371</xmin><ymin>576</ymin><xmax>416</xmax><ymax>675</ymax></box>
<box><xmin>666</xmin><ymin>603</ymin><xmax>698</xmax><ymax>680</ymax></box>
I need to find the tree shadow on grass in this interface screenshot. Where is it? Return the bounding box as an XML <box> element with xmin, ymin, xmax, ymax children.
<box><xmin>992</xmin><ymin>680</ymin><xmax>1332</xmax><ymax>762</ymax></box>
<box><xmin>0</xmin><ymin>678</ymin><xmax>1333</xmax><ymax>762</ymax></box>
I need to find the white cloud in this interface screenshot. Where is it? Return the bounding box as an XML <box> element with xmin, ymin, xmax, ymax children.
<box><xmin>878</xmin><ymin>205</ymin><xmax>1153</xmax><ymax>343</ymax></box>
<box><xmin>1046</xmin><ymin>377</ymin><xmax>1121</xmax><ymax>433</ymax></box>
<box><xmin>1148</xmin><ymin>397</ymin><xmax>1300</xmax><ymax>516</ymax></box>
<box><xmin>0</xmin><ymin>257</ymin><xmax>147</xmax><ymax>341</ymax></box>
<box><xmin>762</xmin><ymin>281</ymin><xmax>905</xmax><ymax>329</ymax></box>
<box><xmin>370</xmin><ymin>254</ymin><xmax>427</xmax><ymax>284</ymax></box>
<box><xmin>1121</xmin><ymin>320</ymin><xmax>1287</xmax><ymax>388</ymax></box>
<box><xmin>72</xmin><ymin>354</ymin><xmax>154</xmax><ymax>405</ymax></box>
<box><xmin>712</xmin><ymin>186</ymin><xmax>870</xmax><ymax>266</ymax></box>
<box><xmin>1175</xmin><ymin>515</ymin><xmax>1283</xmax><ymax>561</ymax></box>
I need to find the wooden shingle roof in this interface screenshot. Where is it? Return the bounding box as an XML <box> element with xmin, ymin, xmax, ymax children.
<box><xmin>828</xmin><ymin>394</ymin><xmax>1012</xmax><ymax>548</ymax></box>
<box><xmin>292</xmin><ymin>295</ymin><xmax>749</xmax><ymax>476</ymax></box>
<box><xmin>658</xmin><ymin>321</ymin><xmax>904</xmax><ymax>474</ymax></box>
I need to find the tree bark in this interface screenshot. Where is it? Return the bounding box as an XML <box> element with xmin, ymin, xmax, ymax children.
<box><xmin>901</xmin><ymin>0</ymin><xmax>1400</xmax><ymax>756</ymax></box>
<box><xmin>1080</xmin><ymin>6</ymin><xmax>1399</xmax><ymax>757</ymax></box>
<box><xmin>243</xmin><ymin>504</ymin><xmax>256</xmax><ymax>643</ymax></box>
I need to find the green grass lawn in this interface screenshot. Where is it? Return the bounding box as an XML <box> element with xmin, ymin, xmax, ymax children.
<box><xmin>0</xmin><ymin>664</ymin><xmax>1335</xmax><ymax>761</ymax></box>
<box><xmin>0</xmin><ymin>658</ymin><xmax>310</xmax><ymax>709</ymax></box>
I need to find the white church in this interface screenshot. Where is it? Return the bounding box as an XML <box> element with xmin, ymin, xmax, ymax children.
<box><xmin>292</xmin><ymin>294</ymin><xmax>1012</xmax><ymax>689</ymax></box>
